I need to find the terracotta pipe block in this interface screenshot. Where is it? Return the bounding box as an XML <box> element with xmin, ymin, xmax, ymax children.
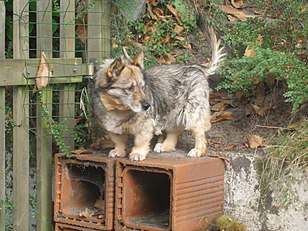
<box><xmin>114</xmin><ymin>152</ymin><xmax>225</xmax><ymax>231</ymax></box>
<box><xmin>55</xmin><ymin>222</ymin><xmax>99</xmax><ymax>231</ymax></box>
<box><xmin>54</xmin><ymin>153</ymin><xmax>115</xmax><ymax>230</ymax></box>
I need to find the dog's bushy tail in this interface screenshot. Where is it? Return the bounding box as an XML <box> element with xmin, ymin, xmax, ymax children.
<box><xmin>196</xmin><ymin>12</ymin><xmax>226</xmax><ymax>75</ymax></box>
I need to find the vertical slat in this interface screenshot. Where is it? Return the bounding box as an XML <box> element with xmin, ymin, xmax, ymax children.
<box><xmin>13</xmin><ymin>0</ymin><xmax>29</xmax><ymax>230</ymax></box>
<box><xmin>87</xmin><ymin>0</ymin><xmax>111</xmax><ymax>61</ymax></box>
<box><xmin>36</xmin><ymin>89</ymin><xmax>53</xmax><ymax>231</ymax></box>
<box><xmin>13</xmin><ymin>0</ymin><xmax>29</xmax><ymax>59</ymax></box>
<box><xmin>36</xmin><ymin>1</ymin><xmax>53</xmax><ymax>230</ymax></box>
<box><xmin>0</xmin><ymin>0</ymin><xmax>5</xmax><ymax>60</ymax></box>
<box><xmin>59</xmin><ymin>0</ymin><xmax>76</xmax><ymax>149</ymax></box>
<box><xmin>0</xmin><ymin>90</ymin><xmax>5</xmax><ymax>231</ymax></box>
<box><xmin>60</xmin><ymin>0</ymin><xmax>75</xmax><ymax>58</ymax></box>
<box><xmin>0</xmin><ymin>1</ymin><xmax>6</xmax><ymax>230</ymax></box>
<box><xmin>12</xmin><ymin>88</ymin><xmax>30</xmax><ymax>231</ymax></box>
<box><xmin>37</xmin><ymin>0</ymin><xmax>53</xmax><ymax>57</ymax></box>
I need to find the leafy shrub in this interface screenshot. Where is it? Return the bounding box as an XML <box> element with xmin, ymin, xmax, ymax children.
<box><xmin>210</xmin><ymin>0</ymin><xmax>307</xmax><ymax>113</ymax></box>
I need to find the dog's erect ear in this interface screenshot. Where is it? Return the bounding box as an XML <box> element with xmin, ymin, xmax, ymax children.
<box><xmin>122</xmin><ymin>46</ymin><xmax>132</xmax><ymax>65</ymax></box>
<box><xmin>106</xmin><ymin>58</ymin><xmax>124</xmax><ymax>82</ymax></box>
<box><xmin>133</xmin><ymin>50</ymin><xmax>144</xmax><ymax>70</ymax></box>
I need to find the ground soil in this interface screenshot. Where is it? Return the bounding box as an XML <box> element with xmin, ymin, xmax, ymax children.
<box><xmin>173</xmin><ymin>33</ymin><xmax>296</xmax><ymax>156</ymax></box>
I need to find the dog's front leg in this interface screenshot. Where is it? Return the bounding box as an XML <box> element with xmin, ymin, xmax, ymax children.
<box><xmin>108</xmin><ymin>132</ymin><xmax>128</xmax><ymax>158</ymax></box>
<box><xmin>129</xmin><ymin>131</ymin><xmax>152</xmax><ymax>161</ymax></box>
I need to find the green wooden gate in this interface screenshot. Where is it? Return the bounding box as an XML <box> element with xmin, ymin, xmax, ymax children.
<box><xmin>0</xmin><ymin>0</ymin><xmax>110</xmax><ymax>230</ymax></box>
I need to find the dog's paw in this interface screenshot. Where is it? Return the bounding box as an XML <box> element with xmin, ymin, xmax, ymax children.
<box><xmin>187</xmin><ymin>148</ymin><xmax>206</xmax><ymax>157</ymax></box>
<box><xmin>154</xmin><ymin>143</ymin><xmax>176</xmax><ymax>153</ymax></box>
<box><xmin>154</xmin><ymin>143</ymin><xmax>163</xmax><ymax>153</ymax></box>
<box><xmin>109</xmin><ymin>149</ymin><xmax>126</xmax><ymax>158</ymax></box>
<box><xmin>129</xmin><ymin>152</ymin><xmax>146</xmax><ymax>161</ymax></box>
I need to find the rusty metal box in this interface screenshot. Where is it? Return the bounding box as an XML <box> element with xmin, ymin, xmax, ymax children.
<box><xmin>114</xmin><ymin>152</ymin><xmax>224</xmax><ymax>231</ymax></box>
<box><xmin>54</xmin><ymin>153</ymin><xmax>115</xmax><ymax>230</ymax></box>
<box><xmin>55</xmin><ymin>222</ymin><xmax>99</xmax><ymax>231</ymax></box>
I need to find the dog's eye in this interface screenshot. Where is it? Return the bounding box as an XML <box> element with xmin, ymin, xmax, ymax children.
<box><xmin>126</xmin><ymin>85</ymin><xmax>135</xmax><ymax>92</ymax></box>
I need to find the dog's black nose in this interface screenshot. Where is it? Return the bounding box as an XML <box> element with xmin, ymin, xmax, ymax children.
<box><xmin>142</xmin><ymin>101</ymin><xmax>150</xmax><ymax>111</ymax></box>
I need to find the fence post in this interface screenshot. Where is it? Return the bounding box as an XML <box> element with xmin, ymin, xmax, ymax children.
<box><xmin>36</xmin><ymin>1</ymin><xmax>53</xmax><ymax>230</ymax></box>
<box><xmin>0</xmin><ymin>2</ymin><xmax>6</xmax><ymax>230</ymax></box>
<box><xmin>13</xmin><ymin>0</ymin><xmax>29</xmax><ymax>230</ymax></box>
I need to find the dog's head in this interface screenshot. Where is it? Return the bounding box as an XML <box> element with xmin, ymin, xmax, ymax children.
<box><xmin>94</xmin><ymin>50</ymin><xmax>150</xmax><ymax>113</ymax></box>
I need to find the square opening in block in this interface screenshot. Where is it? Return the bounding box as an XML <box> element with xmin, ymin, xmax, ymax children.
<box><xmin>122</xmin><ymin>169</ymin><xmax>171</xmax><ymax>230</ymax></box>
<box><xmin>60</xmin><ymin>162</ymin><xmax>106</xmax><ymax>221</ymax></box>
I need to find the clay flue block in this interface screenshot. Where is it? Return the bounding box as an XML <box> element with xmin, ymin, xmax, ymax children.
<box><xmin>115</xmin><ymin>152</ymin><xmax>224</xmax><ymax>231</ymax></box>
<box><xmin>54</xmin><ymin>153</ymin><xmax>115</xmax><ymax>230</ymax></box>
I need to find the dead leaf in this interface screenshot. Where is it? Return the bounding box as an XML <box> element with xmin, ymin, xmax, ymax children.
<box><xmin>166</xmin><ymin>4</ymin><xmax>182</xmax><ymax>25</ymax></box>
<box><xmin>158</xmin><ymin>34</ymin><xmax>170</xmax><ymax>44</ymax></box>
<box><xmin>153</xmin><ymin>7</ymin><xmax>164</xmax><ymax>18</ymax></box>
<box><xmin>173</xmin><ymin>24</ymin><xmax>184</xmax><ymax>34</ymax></box>
<box><xmin>256</xmin><ymin>34</ymin><xmax>263</xmax><ymax>46</ymax></box>
<box><xmin>147</xmin><ymin>2</ymin><xmax>157</xmax><ymax>20</ymax></box>
<box><xmin>182</xmin><ymin>42</ymin><xmax>192</xmax><ymax>50</ymax></box>
<box><xmin>252</xmin><ymin>104</ymin><xmax>269</xmax><ymax>117</ymax></box>
<box><xmin>246</xmin><ymin>134</ymin><xmax>264</xmax><ymax>149</ymax></box>
<box><xmin>220</xmin><ymin>5</ymin><xmax>255</xmax><ymax>21</ymax></box>
<box><xmin>287</xmin><ymin>119</ymin><xmax>305</xmax><ymax>131</ymax></box>
<box><xmin>231</xmin><ymin>0</ymin><xmax>244</xmax><ymax>9</ymax></box>
<box><xmin>71</xmin><ymin>147</ymin><xmax>91</xmax><ymax>155</ymax></box>
<box><xmin>211</xmin><ymin>101</ymin><xmax>226</xmax><ymax>112</ymax></box>
<box><xmin>174</xmin><ymin>36</ymin><xmax>185</xmax><ymax>41</ymax></box>
<box><xmin>244</xmin><ymin>46</ymin><xmax>256</xmax><ymax>57</ymax></box>
<box><xmin>158</xmin><ymin>53</ymin><xmax>176</xmax><ymax>64</ymax></box>
<box><xmin>79</xmin><ymin>208</ymin><xmax>95</xmax><ymax>218</ymax></box>
<box><xmin>227</xmin><ymin>15</ymin><xmax>237</xmax><ymax>21</ymax></box>
<box><xmin>211</xmin><ymin>111</ymin><xmax>233</xmax><ymax>123</ymax></box>
<box><xmin>33</xmin><ymin>52</ymin><xmax>49</xmax><ymax>93</ymax></box>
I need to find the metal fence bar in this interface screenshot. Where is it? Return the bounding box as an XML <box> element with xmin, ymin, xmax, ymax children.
<box><xmin>13</xmin><ymin>0</ymin><xmax>29</xmax><ymax>230</ymax></box>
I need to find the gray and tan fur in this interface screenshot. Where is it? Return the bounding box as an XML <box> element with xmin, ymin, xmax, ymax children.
<box><xmin>92</xmin><ymin>25</ymin><xmax>226</xmax><ymax>161</ymax></box>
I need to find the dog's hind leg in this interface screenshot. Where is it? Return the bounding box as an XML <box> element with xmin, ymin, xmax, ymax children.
<box><xmin>187</xmin><ymin>128</ymin><xmax>207</xmax><ymax>157</ymax></box>
<box><xmin>154</xmin><ymin>129</ymin><xmax>182</xmax><ymax>153</ymax></box>
<box><xmin>108</xmin><ymin>132</ymin><xmax>128</xmax><ymax>158</ymax></box>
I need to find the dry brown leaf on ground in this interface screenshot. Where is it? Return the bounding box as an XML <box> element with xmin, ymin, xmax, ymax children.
<box><xmin>246</xmin><ymin>134</ymin><xmax>264</xmax><ymax>149</ymax></box>
<box><xmin>173</xmin><ymin>24</ymin><xmax>184</xmax><ymax>34</ymax></box>
<box><xmin>230</xmin><ymin>0</ymin><xmax>244</xmax><ymax>9</ymax></box>
<box><xmin>287</xmin><ymin>119</ymin><xmax>305</xmax><ymax>131</ymax></box>
<box><xmin>33</xmin><ymin>52</ymin><xmax>49</xmax><ymax>93</ymax></box>
<box><xmin>211</xmin><ymin>111</ymin><xmax>233</xmax><ymax>123</ymax></box>
<box><xmin>220</xmin><ymin>5</ymin><xmax>255</xmax><ymax>21</ymax></box>
<box><xmin>244</xmin><ymin>46</ymin><xmax>256</xmax><ymax>57</ymax></box>
<box><xmin>79</xmin><ymin>208</ymin><xmax>95</xmax><ymax>218</ymax></box>
<box><xmin>166</xmin><ymin>4</ymin><xmax>182</xmax><ymax>25</ymax></box>
<box><xmin>211</xmin><ymin>101</ymin><xmax>227</xmax><ymax>112</ymax></box>
<box><xmin>71</xmin><ymin>147</ymin><xmax>91</xmax><ymax>155</ymax></box>
<box><xmin>158</xmin><ymin>53</ymin><xmax>176</xmax><ymax>64</ymax></box>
